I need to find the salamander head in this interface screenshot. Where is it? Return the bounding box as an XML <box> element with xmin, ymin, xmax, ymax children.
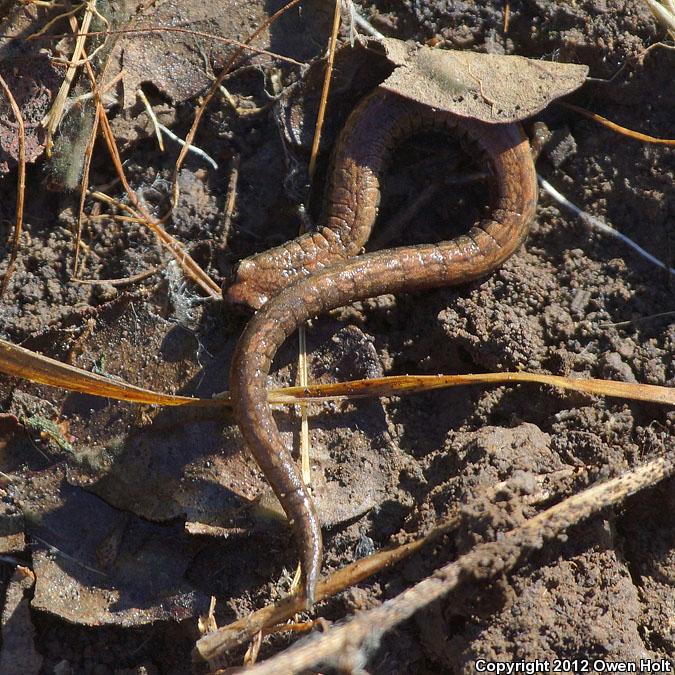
<box><xmin>222</xmin><ymin>258</ymin><xmax>269</xmax><ymax>311</ymax></box>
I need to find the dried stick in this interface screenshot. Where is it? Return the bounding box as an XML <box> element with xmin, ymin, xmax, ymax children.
<box><xmin>73</xmin><ymin>105</ymin><xmax>100</xmax><ymax>276</ymax></box>
<box><xmin>67</xmin><ymin>16</ymin><xmax>221</xmax><ymax>297</ymax></box>
<box><xmin>230</xmin><ymin>452</ymin><xmax>674</xmax><ymax>674</ymax></box>
<box><xmin>195</xmin><ymin>515</ymin><xmax>460</xmax><ymax>662</ymax></box>
<box><xmin>42</xmin><ymin>0</ymin><xmax>96</xmax><ymax>155</ymax></box>
<box><xmin>34</xmin><ymin>26</ymin><xmax>305</xmax><ymax>67</ymax></box>
<box><xmin>0</xmin><ymin>74</ymin><xmax>26</xmax><ymax>298</ymax></box>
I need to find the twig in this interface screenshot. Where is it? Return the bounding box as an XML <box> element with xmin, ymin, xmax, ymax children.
<box><xmin>137</xmin><ymin>88</ymin><xmax>164</xmax><ymax>151</ymax></box>
<box><xmin>220</xmin><ymin>154</ymin><xmax>240</xmax><ymax>248</ymax></box>
<box><xmin>157</xmin><ymin>123</ymin><xmax>218</xmax><ymax>170</ymax></box>
<box><xmin>195</xmin><ymin>515</ymin><xmax>460</xmax><ymax>661</ymax></box>
<box><xmin>233</xmin><ymin>452</ymin><xmax>675</xmax><ymax>674</ymax></box>
<box><xmin>538</xmin><ymin>176</ymin><xmax>675</xmax><ymax>275</ymax></box>
<box><xmin>73</xmin><ymin>105</ymin><xmax>100</xmax><ymax>276</ymax></box>
<box><xmin>197</xmin><ymin>471</ymin><xmax>579</xmax><ymax>662</ymax></box>
<box><xmin>0</xmin><ymin>74</ymin><xmax>26</xmax><ymax>298</ymax></box>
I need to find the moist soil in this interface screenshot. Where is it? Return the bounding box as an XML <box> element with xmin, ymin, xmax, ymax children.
<box><xmin>0</xmin><ymin>0</ymin><xmax>673</xmax><ymax>673</ymax></box>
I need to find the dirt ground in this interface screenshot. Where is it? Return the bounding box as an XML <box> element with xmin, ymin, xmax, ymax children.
<box><xmin>0</xmin><ymin>0</ymin><xmax>673</xmax><ymax>673</ymax></box>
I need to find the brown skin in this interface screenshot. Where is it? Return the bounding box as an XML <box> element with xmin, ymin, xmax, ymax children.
<box><xmin>226</xmin><ymin>88</ymin><xmax>538</xmax><ymax>606</ymax></box>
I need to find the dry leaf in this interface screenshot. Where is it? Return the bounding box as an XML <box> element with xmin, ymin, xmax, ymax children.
<box><xmin>375</xmin><ymin>37</ymin><xmax>589</xmax><ymax>123</ymax></box>
<box><xmin>282</xmin><ymin>37</ymin><xmax>588</xmax><ymax>151</ymax></box>
<box><xmin>15</xmin><ymin>465</ymin><xmax>209</xmax><ymax>626</ymax></box>
<box><xmin>110</xmin><ymin>0</ymin><xmax>330</xmax><ymax>108</ymax></box>
<box><xmin>0</xmin><ymin>566</ymin><xmax>41</xmax><ymax>674</ymax></box>
<box><xmin>0</xmin><ymin>4</ymin><xmax>61</xmax><ymax>173</ymax></box>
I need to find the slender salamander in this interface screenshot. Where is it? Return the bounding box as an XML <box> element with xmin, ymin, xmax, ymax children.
<box><xmin>225</xmin><ymin>87</ymin><xmax>538</xmax><ymax>606</ymax></box>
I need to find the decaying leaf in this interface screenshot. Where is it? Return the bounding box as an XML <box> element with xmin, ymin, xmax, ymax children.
<box><xmin>283</xmin><ymin>37</ymin><xmax>589</xmax><ymax>150</ymax></box>
<box><xmin>0</xmin><ymin>301</ymin><xmax>415</xmax><ymax>625</ymax></box>
<box><xmin>0</xmin><ymin>566</ymin><xmax>42</xmax><ymax>675</ymax></box>
<box><xmin>0</xmin><ymin>4</ymin><xmax>61</xmax><ymax>173</ymax></box>
<box><xmin>375</xmin><ymin>37</ymin><xmax>589</xmax><ymax>123</ymax></box>
<box><xmin>2</xmin><ymin>296</ymin><xmax>406</xmax><ymax>539</ymax></box>
<box><xmin>12</xmin><ymin>465</ymin><xmax>209</xmax><ymax>627</ymax></box>
<box><xmin>109</xmin><ymin>0</ymin><xmax>330</xmax><ymax>108</ymax></box>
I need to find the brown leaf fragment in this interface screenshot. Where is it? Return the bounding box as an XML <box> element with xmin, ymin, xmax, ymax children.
<box><xmin>0</xmin><ymin>5</ymin><xmax>61</xmax><ymax>173</ymax></box>
<box><xmin>109</xmin><ymin>0</ymin><xmax>322</xmax><ymax>109</ymax></box>
<box><xmin>0</xmin><ymin>566</ymin><xmax>42</xmax><ymax>675</ymax></box>
<box><xmin>375</xmin><ymin>37</ymin><xmax>589</xmax><ymax>123</ymax></box>
<box><xmin>281</xmin><ymin>36</ymin><xmax>588</xmax><ymax>151</ymax></box>
<box><xmin>13</xmin><ymin>466</ymin><xmax>209</xmax><ymax>626</ymax></box>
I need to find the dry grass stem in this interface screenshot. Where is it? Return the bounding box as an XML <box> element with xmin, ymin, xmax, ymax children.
<box><xmin>156</xmin><ymin>122</ymin><xmax>218</xmax><ymax>170</ymax></box>
<box><xmin>276</xmin><ymin>372</ymin><xmax>675</xmax><ymax>406</ymax></box>
<box><xmin>41</xmin><ymin>1</ymin><xmax>96</xmax><ymax>155</ymax></box>
<box><xmin>95</xmin><ymin>103</ymin><xmax>221</xmax><ymax>296</ymax></box>
<box><xmin>137</xmin><ymin>88</ymin><xmax>164</xmax><ymax>151</ymax></box>
<box><xmin>60</xmin><ymin>16</ymin><xmax>221</xmax><ymax>297</ymax></box>
<box><xmin>561</xmin><ymin>101</ymin><xmax>675</xmax><ymax>145</ymax></box>
<box><xmin>0</xmin><ymin>338</ymin><xmax>213</xmax><ymax>407</ymax></box>
<box><xmin>0</xmin><ymin>74</ymin><xmax>26</xmax><ymax>298</ymax></box>
<box><xmin>1</xmin><ymin>337</ymin><xmax>672</xmax><ymax>409</ymax></box>
<box><xmin>307</xmin><ymin>0</ymin><xmax>342</xmax><ymax>180</ymax></box>
<box><xmin>28</xmin><ymin>1</ymin><xmax>87</xmax><ymax>39</ymax></box>
<box><xmin>295</xmin><ymin>0</ymin><xmax>342</xmax><ymax>508</ymax></box>
<box><xmin>539</xmin><ymin>176</ymin><xmax>675</xmax><ymax>275</ymax></box>
<box><xmin>73</xmin><ymin>105</ymin><xmax>100</xmax><ymax>276</ymax></box>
